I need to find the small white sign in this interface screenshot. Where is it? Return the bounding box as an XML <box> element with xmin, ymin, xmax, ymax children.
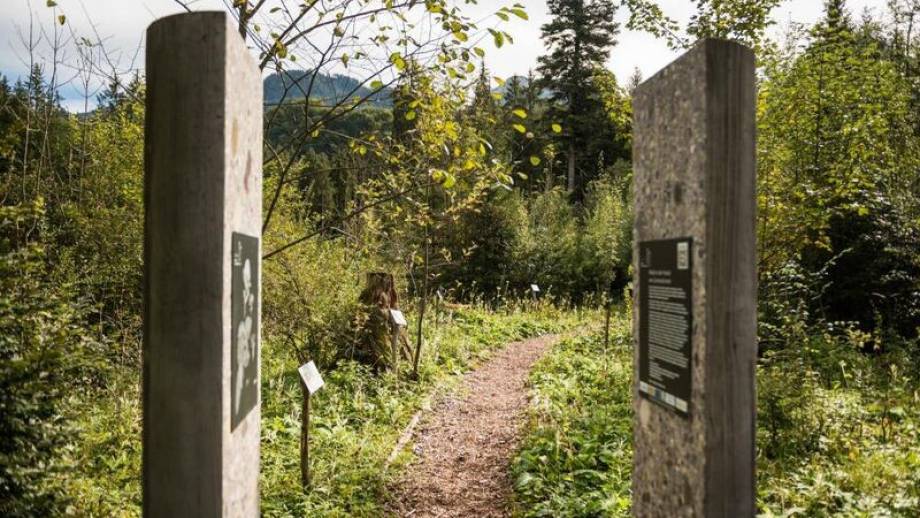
<box><xmin>677</xmin><ymin>241</ymin><xmax>689</xmax><ymax>270</ymax></box>
<box><xmin>298</xmin><ymin>361</ymin><xmax>324</xmax><ymax>395</ymax></box>
<box><xmin>390</xmin><ymin>309</ymin><xmax>407</xmax><ymax>327</ymax></box>
<box><xmin>530</xmin><ymin>284</ymin><xmax>540</xmax><ymax>293</ymax></box>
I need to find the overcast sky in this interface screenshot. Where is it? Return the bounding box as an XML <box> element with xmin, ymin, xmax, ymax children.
<box><xmin>0</xmin><ymin>0</ymin><xmax>890</xmax><ymax>111</ymax></box>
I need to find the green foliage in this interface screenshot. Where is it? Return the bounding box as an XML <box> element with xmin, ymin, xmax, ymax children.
<box><xmin>687</xmin><ymin>0</ymin><xmax>781</xmax><ymax>50</ymax></box>
<box><xmin>259</xmin><ymin>306</ymin><xmax>587</xmax><ymax>516</ymax></box>
<box><xmin>758</xmin><ymin>0</ymin><xmax>920</xmax><ymax>338</ymax></box>
<box><xmin>757</xmin><ymin>316</ymin><xmax>920</xmax><ymax>516</ymax></box>
<box><xmin>512</xmin><ymin>311</ymin><xmax>920</xmax><ymax>517</ymax></box>
<box><xmin>538</xmin><ymin>0</ymin><xmax>626</xmax><ymax>200</ymax></box>
<box><xmin>512</xmin><ymin>317</ymin><xmax>633</xmax><ymax>517</ymax></box>
<box><xmin>439</xmin><ymin>173</ymin><xmax>632</xmax><ymax>303</ymax></box>
<box><xmin>0</xmin><ymin>200</ymin><xmax>94</xmax><ymax>517</ymax></box>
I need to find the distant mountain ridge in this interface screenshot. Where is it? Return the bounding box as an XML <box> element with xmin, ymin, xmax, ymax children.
<box><xmin>263</xmin><ymin>70</ymin><xmax>392</xmax><ymax>106</ymax></box>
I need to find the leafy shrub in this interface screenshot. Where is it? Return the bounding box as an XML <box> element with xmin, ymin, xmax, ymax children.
<box><xmin>0</xmin><ymin>200</ymin><xmax>94</xmax><ymax>517</ymax></box>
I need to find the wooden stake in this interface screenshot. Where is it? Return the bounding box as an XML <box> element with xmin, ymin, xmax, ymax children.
<box><xmin>301</xmin><ymin>386</ymin><xmax>311</xmax><ymax>489</ymax></box>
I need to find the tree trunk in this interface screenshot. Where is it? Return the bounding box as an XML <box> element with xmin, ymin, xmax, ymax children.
<box><xmin>357</xmin><ymin>272</ymin><xmax>412</xmax><ymax>371</ymax></box>
<box><xmin>567</xmin><ymin>140</ymin><xmax>576</xmax><ymax>193</ymax></box>
<box><xmin>413</xmin><ymin>237</ymin><xmax>429</xmax><ymax>378</ymax></box>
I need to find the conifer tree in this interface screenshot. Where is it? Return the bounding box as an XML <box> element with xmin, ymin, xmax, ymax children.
<box><xmin>537</xmin><ymin>0</ymin><xmax>618</xmax><ymax>200</ymax></box>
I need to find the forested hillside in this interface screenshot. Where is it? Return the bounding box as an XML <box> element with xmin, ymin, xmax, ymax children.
<box><xmin>263</xmin><ymin>69</ymin><xmax>394</xmax><ymax>106</ymax></box>
<box><xmin>1</xmin><ymin>0</ymin><xmax>919</xmax><ymax>516</ymax></box>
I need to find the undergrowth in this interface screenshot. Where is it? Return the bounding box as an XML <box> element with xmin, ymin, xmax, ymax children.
<box><xmin>512</xmin><ymin>308</ymin><xmax>920</xmax><ymax>517</ymax></box>
<box><xmin>511</xmin><ymin>310</ymin><xmax>634</xmax><ymax>517</ymax></box>
<box><xmin>52</xmin><ymin>303</ymin><xmax>589</xmax><ymax>517</ymax></box>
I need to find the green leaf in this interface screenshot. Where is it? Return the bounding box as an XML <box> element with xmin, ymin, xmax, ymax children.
<box><xmin>510</xmin><ymin>8</ymin><xmax>528</xmax><ymax>20</ymax></box>
<box><xmin>390</xmin><ymin>53</ymin><xmax>406</xmax><ymax>71</ymax></box>
<box><xmin>512</xmin><ymin>108</ymin><xmax>527</xmax><ymax>119</ymax></box>
<box><xmin>489</xmin><ymin>29</ymin><xmax>504</xmax><ymax>48</ymax></box>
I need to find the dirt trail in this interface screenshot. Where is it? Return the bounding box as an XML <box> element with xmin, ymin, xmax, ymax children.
<box><xmin>387</xmin><ymin>334</ymin><xmax>559</xmax><ymax>518</ymax></box>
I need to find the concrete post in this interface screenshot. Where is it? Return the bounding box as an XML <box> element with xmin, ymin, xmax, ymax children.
<box><xmin>143</xmin><ymin>12</ymin><xmax>262</xmax><ymax>517</ymax></box>
<box><xmin>631</xmin><ymin>39</ymin><xmax>756</xmax><ymax>517</ymax></box>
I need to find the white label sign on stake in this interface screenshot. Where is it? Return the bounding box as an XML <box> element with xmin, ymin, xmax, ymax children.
<box><xmin>390</xmin><ymin>309</ymin><xmax>407</xmax><ymax>327</ymax></box>
<box><xmin>530</xmin><ymin>284</ymin><xmax>540</xmax><ymax>293</ymax></box>
<box><xmin>298</xmin><ymin>361</ymin><xmax>324</xmax><ymax>395</ymax></box>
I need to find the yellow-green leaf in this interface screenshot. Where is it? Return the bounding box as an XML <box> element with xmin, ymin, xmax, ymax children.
<box><xmin>489</xmin><ymin>29</ymin><xmax>504</xmax><ymax>48</ymax></box>
<box><xmin>390</xmin><ymin>53</ymin><xmax>406</xmax><ymax>71</ymax></box>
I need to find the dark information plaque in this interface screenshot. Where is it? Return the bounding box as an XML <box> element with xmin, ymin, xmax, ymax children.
<box><xmin>231</xmin><ymin>232</ymin><xmax>259</xmax><ymax>431</ymax></box>
<box><xmin>638</xmin><ymin>237</ymin><xmax>692</xmax><ymax>417</ymax></box>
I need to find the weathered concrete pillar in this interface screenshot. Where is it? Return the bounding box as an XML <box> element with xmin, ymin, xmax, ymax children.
<box><xmin>143</xmin><ymin>11</ymin><xmax>262</xmax><ymax>517</ymax></box>
<box><xmin>631</xmin><ymin>39</ymin><xmax>756</xmax><ymax>517</ymax></box>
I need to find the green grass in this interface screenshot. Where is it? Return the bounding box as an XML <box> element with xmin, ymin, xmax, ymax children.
<box><xmin>512</xmin><ymin>309</ymin><xmax>920</xmax><ymax>517</ymax></box>
<box><xmin>756</xmin><ymin>333</ymin><xmax>920</xmax><ymax>516</ymax></box>
<box><xmin>260</xmin><ymin>303</ymin><xmax>591</xmax><ymax>516</ymax></box>
<box><xmin>511</xmin><ymin>309</ymin><xmax>634</xmax><ymax>517</ymax></box>
<box><xmin>51</xmin><ymin>303</ymin><xmax>591</xmax><ymax>517</ymax></box>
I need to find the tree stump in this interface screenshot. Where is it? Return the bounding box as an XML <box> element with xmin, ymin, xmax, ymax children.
<box><xmin>355</xmin><ymin>272</ymin><xmax>412</xmax><ymax>371</ymax></box>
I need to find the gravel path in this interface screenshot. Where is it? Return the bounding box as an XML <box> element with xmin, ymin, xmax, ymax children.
<box><xmin>387</xmin><ymin>334</ymin><xmax>559</xmax><ymax>517</ymax></box>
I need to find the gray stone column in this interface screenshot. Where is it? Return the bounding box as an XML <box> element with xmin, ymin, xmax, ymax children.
<box><xmin>631</xmin><ymin>39</ymin><xmax>756</xmax><ymax>517</ymax></box>
<box><xmin>143</xmin><ymin>11</ymin><xmax>262</xmax><ymax>517</ymax></box>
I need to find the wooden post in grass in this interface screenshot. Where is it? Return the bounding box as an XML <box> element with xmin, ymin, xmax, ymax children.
<box><xmin>301</xmin><ymin>386</ymin><xmax>311</xmax><ymax>487</ymax></box>
<box><xmin>298</xmin><ymin>361</ymin><xmax>324</xmax><ymax>489</ymax></box>
<box><xmin>631</xmin><ymin>39</ymin><xmax>757</xmax><ymax>517</ymax></box>
<box><xmin>143</xmin><ymin>12</ymin><xmax>262</xmax><ymax>517</ymax></box>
